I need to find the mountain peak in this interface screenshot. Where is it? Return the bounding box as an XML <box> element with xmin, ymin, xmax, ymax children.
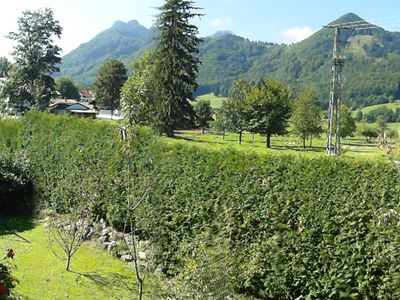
<box><xmin>211</xmin><ymin>31</ymin><xmax>235</xmax><ymax>37</ymax></box>
<box><xmin>329</xmin><ymin>12</ymin><xmax>365</xmax><ymax>26</ymax></box>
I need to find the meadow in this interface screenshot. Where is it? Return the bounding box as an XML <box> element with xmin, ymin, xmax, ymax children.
<box><xmin>0</xmin><ymin>218</ymin><xmax>159</xmax><ymax>299</ymax></box>
<box><xmin>170</xmin><ymin>129</ymin><xmax>395</xmax><ymax>160</ymax></box>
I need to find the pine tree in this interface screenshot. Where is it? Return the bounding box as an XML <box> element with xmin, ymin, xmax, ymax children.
<box><xmin>156</xmin><ymin>0</ymin><xmax>203</xmax><ymax>136</ymax></box>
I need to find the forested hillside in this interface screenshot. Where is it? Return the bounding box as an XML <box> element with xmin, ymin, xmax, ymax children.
<box><xmin>58</xmin><ymin>13</ymin><xmax>400</xmax><ymax>108</ymax></box>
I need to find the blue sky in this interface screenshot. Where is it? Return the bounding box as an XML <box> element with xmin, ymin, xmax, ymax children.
<box><xmin>1</xmin><ymin>0</ymin><xmax>400</xmax><ymax>57</ymax></box>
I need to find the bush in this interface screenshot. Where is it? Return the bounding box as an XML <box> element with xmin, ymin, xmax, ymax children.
<box><xmin>0</xmin><ymin>154</ymin><xmax>33</xmax><ymax>214</ymax></box>
<box><xmin>2</xmin><ymin>112</ymin><xmax>400</xmax><ymax>298</ymax></box>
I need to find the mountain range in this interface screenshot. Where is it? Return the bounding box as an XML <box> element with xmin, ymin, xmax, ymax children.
<box><xmin>57</xmin><ymin>13</ymin><xmax>400</xmax><ymax>109</ymax></box>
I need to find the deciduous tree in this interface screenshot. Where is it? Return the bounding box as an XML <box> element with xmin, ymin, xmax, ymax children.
<box><xmin>339</xmin><ymin>105</ymin><xmax>356</xmax><ymax>138</ymax></box>
<box><xmin>194</xmin><ymin>99</ymin><xmax>213</xmax><ymax>133</ymax></box>
<box><xmin>93</xmin><ymin>60</ymin><xmax>127</xmax><ymax>117</ymax></box>
<box><xmin>222</xmin><ymin>79</ymin><xmax>252</xmax><ymax>144</ymax></box>
<box><xmin>122</xmin><ymin>51</ymin><xmax>159</xmax><ymax>127</ymax></box>
<box><xmin>2</xmin><ymin>8</ymin><xmax>62</xmax><ymax>113</ymax></box>
<box><xmin>292</xmin><ymin>87</ymin><xmax>323</xmax><ymax>148</ymax></box>
<box><xmin>55</xmin><ymin>77</ymin><xmax>80</xmax><ymax>100</ymax></box>
<box><xmin>245</xmin><ymin>79</ymin><xmax>291</xmax><ymax>148</ymax></box>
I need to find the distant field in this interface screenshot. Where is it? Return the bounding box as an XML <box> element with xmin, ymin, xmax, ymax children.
<box><xmin>195</xmin><ymin>93</ymin><xmax>228</xmax><ymax>108</ymax></box>
<box><xmin>356</xmin><ymin>101</ymin><xmax>400</xmax><ymax>114</ymax></box>
<box><xmin>166</xmin><ymin>127</ymin><xmax>397</xmax><ymax>160</ymax></box>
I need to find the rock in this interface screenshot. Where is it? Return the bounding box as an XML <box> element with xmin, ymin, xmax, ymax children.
<box><xmin>110</xmin><ymin>231</ymin><xmax>124</xmax><ymax>242</ymax></box>
<box><xmin>101</xmin><ymin>228</ymin><xmax>109</xmax><ymax>237</ymax></box>
<box><xmin>121</xmin><ymin>254</ymin><xmax>133</xmax><ymax>262</ymax></box>
<box><xmin>98</xmin><ymin>235</ymin><xmax>108</xmax><ymax>244</ymax></box>
<box><xmin>99</xmin><ymin>218</ymin><xmax>107</xmax><ymax>229</ymax></box>
<box><xmin>107</xmin><ymin>241</ymin><xmax>117</xmax><ymax>253</ymax></box>
<box><xmin>102</xmin><ymin>241</ymin><xmax>111</xmax><ymax>249</ymax></box>
<box><xmin>138</xmin><ymin>251</ymin><xmax>146</xmax><ymax>261</ymax></box>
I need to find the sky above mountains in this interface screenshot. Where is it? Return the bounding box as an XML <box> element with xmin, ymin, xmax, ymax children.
<box><xmin>1</xmin><ymin>0</ymin><xmax>400</xmax><ymax>57</ymax></box>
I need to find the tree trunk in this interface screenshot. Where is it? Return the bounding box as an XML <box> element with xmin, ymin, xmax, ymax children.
<box><xmin>111</xmin><ymin>108</ymin><xmax>114</xmax><ymax>120</ymax></box>
<box><xmin>310</xmin><ymin>136</ymin><xmax>313</xmax><ymax>148</ymax></box>
<box><xmin>66</xmin><ymin>255</ymin><xmax>71</xmax><ymax>271</ymax></box>
<box><xmin>222</xmin><ymin>129</ymin><xmax>225</xmax><ymax>140</ymax></box>
<box><xmin>239</xmin><ymin>130</ymin><xmax>242</xmax><ymax>145</ymax></box>
<box><xmin>266</xmin><ymin>133</ymin><xmax>271</xmax><ymax>148</ymax></box>
<box><xmin>138</xmin><ymin>279</ymin><xmax>144</xmax><ymax>300</ymax></box>
<box><xmin>302</xmin><ymin>138</ymin><xmax>306</xmax><ymax>149</ymax></box>
<box><xmin>201</xmin><ymin>128</ymin><xmax>205</xmax><ymax>134</ymax></box>
<box><xmin>252</xmin><ymin>133</ymin><xmax>255</xmax><ymax>143</ymax></box>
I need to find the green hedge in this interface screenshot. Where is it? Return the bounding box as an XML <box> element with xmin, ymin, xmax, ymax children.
<box><xmin>1</xmin><ymin>112</ymin><xmax>400</xmax><ymax>298</ymax></box>
<box><xmin>0</xmin><ymin>118</ymin><xmax>32</xmax><ymax>214</ymax></box>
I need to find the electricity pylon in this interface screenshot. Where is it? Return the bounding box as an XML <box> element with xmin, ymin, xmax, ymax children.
<box><xmin>324</xmin><ymin>20</ymin><xmax>378</xmax><ymax>156</ymax></box>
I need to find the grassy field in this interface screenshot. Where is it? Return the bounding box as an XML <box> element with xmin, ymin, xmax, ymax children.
<box><xmin>166</xmin><ymin>129</ymin><xmax>395</xmax><ymax>160</ymax></box>
<box><xmin>356</xmin><ymin>100</ymin><xmax>400</xmax><ymax>114</ymax></box>
<box><xmin>195</xmin><ymin>93</ymin><xmax>228</xmax><ymax>108</ymax></box>
<box><xmin>0</xmin><ymin>218</ymin><xmax>159</xmax><ymax>299</ymax></box>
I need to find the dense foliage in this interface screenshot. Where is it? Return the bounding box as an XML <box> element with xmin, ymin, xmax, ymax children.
<box><xmin>93</xmin><ymin>60</ymin><xmax>127</xmax><ymax>113</ymax></box>
<box><xmin>0</xmin><ymin>119</ymin><xmax>32</xmax><ymax>214</ymax></box>
<box><xmin>2</xmin><ymin>113</ymin><xmax>400</xmax><ymax>298</ymax></box>
<box><xmin>55</xmin><ymin>77</ymin><xmax>80</xmax><ymax>100</ymax></box>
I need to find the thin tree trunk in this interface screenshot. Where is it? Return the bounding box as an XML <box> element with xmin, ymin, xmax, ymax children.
<box><xmin>266</xmin><ymin>133</ymin><xmax>271</xmax><ymax>148</ymax></box>
<box><xmin>252</xmin><ymin>133</ymin><xmax>255</xmax><ymax>143</ymax></box>
<box><xmin>303</xmin><ymin>138</ymin><xmax>306</xmax><ymax>149</ymax></box>
<box><xmin>66</xmin><ymin>255</ymin><xmax>71</xmax><ymax>271</ymax></box>
<box><xmin>202</xmin><ymin>128</ymin><xmax>205</xmax><ymax>134</ymax></box>
<box><xmin>239</xmin><ymin>130</ymin><xmax>242</xmax><ymax>145</ymax></box>
<box><xmin>222</xmin><ymin>129</ymin><xmax>225</xmax><ymax>140</ymax></box>
<box><xmin>310</xmin><ymin>136</ymin><xmax>313</xmax><ymax>148</ymax></box>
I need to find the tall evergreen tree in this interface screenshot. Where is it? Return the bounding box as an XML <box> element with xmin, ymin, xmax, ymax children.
<box><xmin>156</xmin><ymin>0</ymin><xmax>203</xmax><ymax>136</ymax></box>
<box><xmin>2</xmin><ymin>8</ymin><xmax>62</xmax><ymax>113</ymax></box>
<box><xmin>93</xmin><ymin>60</ymin><xmax>127</xmax><ymax>117</ymax></box>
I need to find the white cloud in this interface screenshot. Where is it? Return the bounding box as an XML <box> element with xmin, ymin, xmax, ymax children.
<box><xmin>281</xmin><ymin>26</ymin><xmax>314</xmax><ymax>43</ymax></box>
<box><xmin>210</xmin><ymin>17</ymin><xmax>233</xmax><ymax>29</ymax></box>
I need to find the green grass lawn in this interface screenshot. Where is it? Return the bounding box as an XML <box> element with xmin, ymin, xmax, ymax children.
<box><xmin>165</xmin><ymin>130</ymin><xmax>394</xmax><ymax>160</ymax></box>
<box><xmin>195</xmin><ymin>93</ymin><xmax>228</xmax><ymax>108</ymax></box>
<box><xmin>0</xmin><ymin>218</ymin><xmax>159</xmax><ymax>299</ymax></box>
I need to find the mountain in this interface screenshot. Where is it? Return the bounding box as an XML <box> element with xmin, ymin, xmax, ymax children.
<box><xmin>58</xmin><ymin>13</ymin><xmax>400</xmax><ymax>108</ymax></box>
<box><xmin>58</xmin><ymin>20</ymin><xmax>154</xmax><ymax>86</ymax></box>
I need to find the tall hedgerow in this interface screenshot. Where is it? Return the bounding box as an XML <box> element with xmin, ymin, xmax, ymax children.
<box><xmin>1</xmin><ymin>113</ymin><xmax>400</xmax><ymax>298</ymax></box>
